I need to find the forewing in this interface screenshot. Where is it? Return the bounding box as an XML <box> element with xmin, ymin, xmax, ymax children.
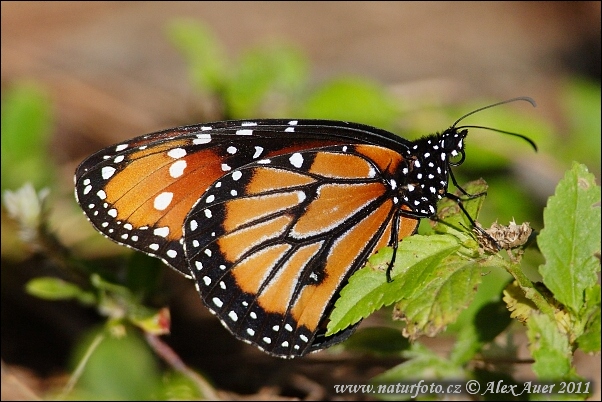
<box><xmin>74</xmin><ymin>119</ymin><xmax>410</xmax><ymax>277</ymax></box>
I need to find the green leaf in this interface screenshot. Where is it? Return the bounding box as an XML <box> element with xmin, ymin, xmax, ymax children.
<box><xmin>450</xmin><ymin>299</ymin><xmax>512</xmax><ymax>366</ymax></box>
<box><xmin>156</xmin><ymin>371</ymin><xmax>204</xmax><ymax>400</ymax></box>
<box><xmin>1</xmin><ymin>83</ymin><xmax>54</xmax><ymax>190</ymax></box>
<box><xmin>447</xmin><ymin>266</ymin><xmax>513</xmax><ymax>365</ymax></box>
<box><xmin>527</xmin><ymin>313</ymin><xmax>572</xmax><ymax>380</ymax></box>
<box><xmin>576</xmin><ymin>285</ymin><xmax>601</xmax><ymax>353</ymax></box>
<box><xmin>327</xmin><ymin>234</ymin><xmax>460</xmax><ymax>336</ymax></box>
<box><xmin>165</xmin><ymin>20</ymin><xmax>228</xmax><ymax>93</ymax></box>
<box><xmin>301</xmin><ymin>77</ymin><xmax>398</xmax><ymax>129</ymax></box>
<box><xmin>396</xmin><ymin>253</ymin><xmax>482</xmax><ymax>339</ymax></box>
<box><xmin>538</xmin><ymin>163</ymin><xmax>601</xmax><ymax>316</ymax></box>
<box><xmin>224</xmin><ymin>44</ymin><xmax>308</xmax><ymax>118</ymax></box>
<box><xmin>328</xmin><ymin>180</ymin><xmax>490</xmax><ymax>338</ymax></box>
<box><xmin>448</xmin><ymin>267</ymin><xmax>511</xmax><ymax>327</ymax></box>
<box><xmin>25</xmin><ymin>277</ymin><xmax>95</xmax><ymax>305</ymax></box>
<box><xmin>68</xmin><ymin>328</ymin><xmax>161</xmax><ymax>400</ymax></box>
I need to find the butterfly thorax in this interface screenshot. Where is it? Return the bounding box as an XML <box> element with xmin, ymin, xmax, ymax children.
<box><xmin>398</xmin><ymin>127</ymin><xmax>468</xmax><ymax>218</ymax></box>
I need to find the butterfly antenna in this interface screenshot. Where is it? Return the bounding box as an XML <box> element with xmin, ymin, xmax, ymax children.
<box><xmin>456</xmin><ymin>125</ymin><xmax>538</xmax><ymax>152</ymax></box>
<box><xmin>453</xmin><ymin>97</ymin><xmax>537</xmax><ymax>152</ymax></box>
<box><xmin>452</xmin><ymin>96</ymin><xmax>536</xmax><ymax>127</ymax></box>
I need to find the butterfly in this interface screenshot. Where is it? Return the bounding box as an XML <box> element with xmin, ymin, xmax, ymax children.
<box><xmin>74</xmin><ymin>97</ymin><xmax>536</xmax><ymax>358</ymax></box>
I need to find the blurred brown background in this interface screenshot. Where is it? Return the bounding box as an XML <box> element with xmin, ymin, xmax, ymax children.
<box><xmin>2</xmin><ymin>2</ymin><xmax>600</xmax><ymax>400</ymax></box>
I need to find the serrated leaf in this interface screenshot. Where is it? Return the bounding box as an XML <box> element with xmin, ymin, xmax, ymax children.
<box><xmin>450</xmin><ymin>299</ymin><xmax>512</xmax><ymax>366</ymax></box>
<box><xmin>527</xmin><ymin>313</ymin><xmax>572</xmax><ymax>380</ymax></box>
<box><xmin>576</xmin><ymin>285</ymin><xmax>601</xmax><ymax>353</ymax></box>
<box><xmin>26</xmin><ymin>277</ymin><xmax>95</xmax><ymax>305</ymax></box>
<box><xmin>503</xmin><ymin>281</ymin><xmax>538</xmax><ymax>323</ymax></box>
<box><xmin>327</xmin><ymin>234</ymin><xmax>460</xmax><ymax>335</ymax></box>
<box><xmin>577</xmin><ymin>308</ymin><xmax>601</xmax><ymax>353</ymax></box>
<box><xmin>538</xmin><ymin>163</ymin><xmax>601</xmax><ymax>316</ymax></box>
<box><xmin>447</xmin><ymin>267</ymin><xmax>513</xmax><ymax>365</ymax></box>
<box><xmin>396</xmin><ymin>254</ymin><xmax>482</xmax><ymax>339</ymax></box>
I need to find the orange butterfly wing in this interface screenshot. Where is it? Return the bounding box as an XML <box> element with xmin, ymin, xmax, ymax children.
<box><xmin>184</xmin><ymin>145</ymin><xmax>418</xmax><ymax>357</ymax></box>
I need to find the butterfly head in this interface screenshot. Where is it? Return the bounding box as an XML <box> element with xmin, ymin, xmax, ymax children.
<box><xmin>440</xmin><ymin>127</ymin><xmax>469</xmax><ymax>166</ymax></box>
<box><xmin>399</xmin><ymin>127</ymin><xmax>468</xmax><ymax>217</ymax></box>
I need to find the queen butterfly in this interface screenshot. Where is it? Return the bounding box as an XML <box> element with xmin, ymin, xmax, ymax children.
<box><xmin>74</xmin><ymin>97</ymin><xmax>536</xmax><ymax>358</ymax></box>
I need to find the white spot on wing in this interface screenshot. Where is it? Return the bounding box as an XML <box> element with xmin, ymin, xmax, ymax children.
<box><xmin>169</xmin><ymin>160</ymin><xmax>187</xmax><ymax>178</ymax></box>
<box><xmin>153</xmin><ymin>226</ymin><xmax>170</xmax><ymax>238</ymax></box>
<box><xmin>167</xmin><ymin>148</ymin><xmax>186</xmax><ymax>159</ymax></box>
<box><xmin>289</xmin><ymin>153</ymin><xmax>304</xmax><ymax>168</ymax></box>
<box><xmin>253</xmin><ymin>146</ymin><xmax>263</xmax><ymax>159</ymax></box>
<box><xmin>194</xmin><ymin>134</ymin><xmax>211</xmax><ymax>144</ymax></box>
<box><xmin>101</xmin><ymin>166</ymin><xmax>116</xmax><ymax>180</ymax></box>
<box><xmin>154</xmin><ymin>192</ymin><xmax>173</xmax><ymax>210</ymax></box>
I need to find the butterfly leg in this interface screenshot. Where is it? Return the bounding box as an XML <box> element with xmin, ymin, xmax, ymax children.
<box><xmin>385</xmin><ymin>209</ymin><xmax>403</xmax><ymax>283</ymax></box>
<box><xmin>448</xmin><ymin>167</ymin><xmax>487</xmax><ymax>199</ymax></box>
<box><xmin>443</xmin><ymin>192</ymin><xmax>501</xmax><ymax>252</ymax></box>
<box><xmin>446</xmin><ymin>168</ymin><xmax>501</xmax><ymax>250</ymax></box>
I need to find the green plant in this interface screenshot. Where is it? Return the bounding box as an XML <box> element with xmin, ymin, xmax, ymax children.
<box><xmin>328</xmin><ymin>164</ymin><xmax>600</xmax><ymax>400</ymax></box>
